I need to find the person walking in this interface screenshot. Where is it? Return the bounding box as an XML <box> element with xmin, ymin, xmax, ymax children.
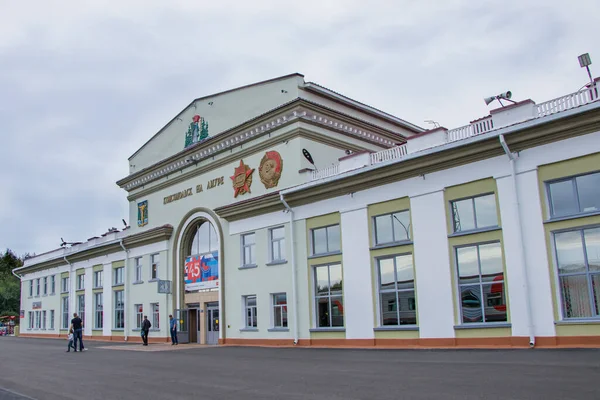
<box><xmin>169</xmin><ymin>315</ymin><xmax>178</xmax><ymax>345</ymax></box>
<box><xmin>66</xmin><ymin>328</ymin><xmax>75</xmax><ymax>352</ymax></box>
<box><xmin>70</xmin><ymin>313</ymin><xmax>85</xmax><ymax>352</ymax></box>
<box><xmin>141</xmin><ymin>315</ymin><xmax>152</xmax><ymax>346</ymax></box>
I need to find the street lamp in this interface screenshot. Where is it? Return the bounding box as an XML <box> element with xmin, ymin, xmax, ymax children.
<box><xmin>578</xmin><ymin>53</ymin><xmax>594</xmax><ymax>86</ymax></box>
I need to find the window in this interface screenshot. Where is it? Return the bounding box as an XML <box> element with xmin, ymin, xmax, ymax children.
<box><xmin>94</xmin><ymin>271</ymin><xmax>103</xmax><ymax>288</ymax></box>
<box><xmin>374</xmin><ymin>211</ymin><xmax>411</xmax><ymax>245</ymax></box>
<box><xmin>77</xmin><ymin>274</ymin><xmax>85</xmax><ymax>290</ymax></box>
<box><xmin>451</xmin><ymin>194</ymin><xmax>498</xmax><ymax>233</ymax></box>
<box><xmin>151</xmin><ymin>303</ymin><xmax>159</xmax><ymax>329</ymax></box>
<box><xmin>456</xmin><ymin>242</ymin><xmax>506</xmax><ymax>324</ymax></box>
<box><xmin>272</xmin><ymin>293</ymin><xmax>287</xmax><ymax>328</ymax></box>
<box><xmin>311</xmin><ymin>225</ymin><xmax>341</xmax><ymax>255</ymax></box>
<box><xmin>77</xmin><ymin>294</ymin><xmax>85</xmax><ymax>325</ymax></box>
<box><xmin>35</xmin><ymin>311</ymin><xmax>41</xmax><ymax>329</ymax></box>
<box><xmin>36</xmin><ymin>278</ymin><xmax>40</xmax><ymax>296</ymax></box>
<box><xmin>61</xmin><ymin>277</ymin><xmax>69</xmax><ymax>293</ymax></box>
<box><xmin>42</xmin><ymin>310</ymin><xmax>47</xmax><ymax>329</ymax></box>
<box><xmin>151</xmin><ymin>254</ymin><xmax>159</xmax><ymax>280</ymax></box>
<box><xmin>61</xmin><ymin>297</ymin><xmax>69</xmax><ymax>329</ymax></box>
<box><xmin>189</xmin><ymin>221</ymin><xmax>218</xmax><ymax>256</ymax></box>
<box><xmin>29</xmin><ymin>281</ymin><xmax>33</xmax><ymax>297</ymax></box>
<box><xmin>269</xmin><ymin>227</ymin><xmax>286</xmax><ymax>262</ymax></box>
<box><xmin>377</xmin><ymin>254</ymin><xmax>416</xmax><ymax>326</ymax></box>
<box><xmin>28</xmin><ymin>312</ymin><xmax>33</xmax><ymax>329</ymax></box>
<box><xmin>114</xmin><ymin>291</ymin><xmax>124</xmax><ymax>329</ymax></box>
<box><xmin>241</xmin><ymin>233</ymin><xmax>256</xmax><ymax>266</ymax></box>
<box><xmin>244</xmin><ymin>295</ymin><xmax>257</xmax><ymax>328</ymax></box>
<box><xmin>94</xmin><ymin>293</ymin><xmax>103</xmax><ymax>329</ymax></box>
<box><xmin>43</xmin><ymin>277</ymin><xmax>48</xmax><ymax>295</ymax></box>
<box><xmin>135</xmin><ymin>304</ymin><xmax>143</xmax><ymax>329</ymax></box>
<box><xmin>114</xmin><ymin>267</ymin><xmax>124</xmax><ymax>285</ymax></box>
<box><xmin>314</xmin><ymin>264</ymin><xmax>344</xmax><ymax>328</ymax></box>
<box><xmin>554</xmin><ymin>227</ymin><xmax>600</xmax><ymax>318</ymax></box>
<box><xmin>548</xmin><ymin>172</ymin><xmax>600</xmax><ymax>218</ymax></box>
<box><xmin>50</xmin><ymin>275</ymin><xmax>55</xmax><ymax>294</ymax></box>
<box><xmin>50</xmin><ymin>310</ymin><xmax>55</xmax><ymax>330</ymax></box>
<box><xmin>135</xmin><ymin>258</ymin><xmax>143</xmax><ymax>282</ymax></box>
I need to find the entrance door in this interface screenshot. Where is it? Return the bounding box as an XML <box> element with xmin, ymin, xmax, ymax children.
<box><xmin>176</xmin><ymin>309</ymin><xmax>189</xmax><ymax>344</ymax></box>
<box><xmin>206</xmin><ymin>306</ymin><xmax>219</xmax><ymax>345</ymax></box>
<box><xmin>189</xmin><ymin>309</ymin><xmax>198</xmax><ymax>343</ymax></box>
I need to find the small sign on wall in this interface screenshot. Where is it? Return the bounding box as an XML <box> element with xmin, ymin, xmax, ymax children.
<box><xmin>158</xmin><ymin>280</ymin><xmax>172</xmax><ymax>294</ymax></box>
<box><xmin>32</xmin><ymin>302</ymin><xmax>42</xmax><ymax>310</ymax></box>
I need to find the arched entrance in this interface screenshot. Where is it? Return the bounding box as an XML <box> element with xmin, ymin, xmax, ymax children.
<box><xmin>173</xmin><ymin>209</ymin><xmax>224</xmax><ymax>345</ymax></box>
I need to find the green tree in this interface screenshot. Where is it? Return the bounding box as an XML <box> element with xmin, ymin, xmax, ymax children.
<box><xmin>0</xmin><ymin>250</ymin><xmax>22</xmax><ymax>317</ymax></box>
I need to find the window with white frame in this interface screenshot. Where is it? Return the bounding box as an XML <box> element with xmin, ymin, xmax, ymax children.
<box><xmin>311</xmin><ymin>225</ymin><xmax>341</xmax><ymax>256</ymax></box>
<box><xmin>135</xmin><ymin>257</ymin><xmax>143</xmax><ymax>282</ymax></box>
<box><xmin>269</xmin><ymin>227</ymin><xmax>286</xmax><ymax>262</ymax></box>
<box><xmin>36</xmin><ymin>278</ymin><xmax>40</xmax><ymax>296</ymax></box>
<box><xmin>61</xmin><ymin>297</ymin><xmax>69</xmax><ymax>329</ymax></box>
<box><xmin>50</xmin><ymin>275</ymin><xmax>55</xmax><ymax>294</ymax></box>
<box><xmin>94</xmin><ymin>270</ymin><xmax>103</xmax><ymax>288</ymax></box>
<box><xmin>43</xmin><ymin>277</ymin><xmax>48</xmax><ymax>295</ymax></box>
<box><xmin>50</xmin><ymin>310</ymin><xmax>55</xmax><ymax>330</ymax></box>
<box><xmin>77</xmin><ymin>274</ymin><xmax>85</xmax><ymax>290</ymax></box>
<box><xmin>373</xmin><ymin>211</ymin><xmax>411</xmax><ymax>245</ymax></box>
<box><xmin>456</xmin><ymin>242</ymin><xmax>506</xmax><ymax>324</ymax></box>
<box><xmin>35</xmin><ymin>311</ymin><xmax>41</xmax><ymax>329</ymax></box>
<box><xmin>241</xmin><ymin>233</ymin><xmax>256</xmax><ymax>266</ymax></box>
<box><xmin>272</xmin><ymin>293</ymin><xmax>287</xmax><ymax>328</ymax></box>
<box><xmin>451</xmin><ymin>194</ymin><xmax>498</xmax><ymax>233</ymax></box>
<box><xmin>61</xmin><ymin>277</ymin><xmax>69</xmax><ymax>293</ymax></box>
<box><xmin>42</xmin><ymin>310</ymin><xmax>47</xmax><ymax>329</ymax></box>
<box><xmin>151</xmin><ymin>303</ymin><xmax>159</xmax><ymax>329</ymax></box>
<box><xmin>28</xmin><ymin>312</ymin><xmax>33</xmax><ymax>329</ymax></box>
<box><xmin>94</xmin><ymin>293</ymin><xmax>103</xmax><ymax>329</ymax></box>
<box><xmin>314</xmin><ymin>264</ymin><xmax>344</xmax><ymax>328</ymax></box>
<box><xmin>377</xmin><ymin>254</ymin><xmax>417</xmax><ymax>326</ymax></box>
<box><xmin>29</xmin><ymin>280</ymin><xmax>33</xmax><ymax>297</ymax></box>
<box><xmin>135</xmin><ymin>304</ymin><xmax>143</xmax><ymax>329</ymax></box>
<box><xmin>114</xmin><ymin>290</ymin><xmax>124</xmax><ymax>329</ymax></box>
<box><xmin>547</xmin><ymin>172</ymin><xmax>600</xmax><ymax>218</ymax></box>
<box><xmin>77</xmin><ymin>294</ymin><xmax>85</xmax><ymax>325</ymax></box>
<box><xmin>554</xmin><ymin>227</ymin><xmax>600</xmax><ymax>319</ymax></box>
<box><xmin>150</xmin><ymin>254</ymin><xmax>159</xmax><ymax>280</ymax></box>
<box><xmin>244</xmin><ymin>295</ymin><xmax>257</xmax><ymax>328</ymax></box>
<box><xmin>114</xmin><ymin>267</ymin><xmax>124</xmax><ymax>285</ymax></box>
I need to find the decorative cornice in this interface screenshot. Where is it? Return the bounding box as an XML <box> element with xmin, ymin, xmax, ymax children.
<box><xmin>122</xmin><ymin>225</ymin><xmax>173</xmax><ymax>249</ymax></box>
<box><xmin>118</xmin><ymin>99</ymin><xmax>403</xmax><ymax>192</ymax></box>
<box><xmin>213</xmin><ymin>192</ymin><xmax>284</xmax><ymax>221</ymax></box>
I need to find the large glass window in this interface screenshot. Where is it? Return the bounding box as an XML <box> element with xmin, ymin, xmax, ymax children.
<box><xmin>548</xmin><ymin>172</ymin><xmax>600</xmax><ymax>218</ymax></box>
<box><xmin>50</xmin><ymin>310</ymin><xmax>55</xmax><ymax>330</ymax></box>
<box><xmin>114</xmin><ymin>290</ymin><xmax>124</xmax><ymax>329</ymax></box>
<box><xmin>374</xmin><ymin>211</ymin><xmax>411</xmax><ymax>245</ymax></box>
<box><xmin>77</xmin><ymin>274</ymin><xmax>85</xmax><ymax>290</ymax></box>
<box><xmin>151</xmin><ymin>303</ymin><xmax>159</xmax><ymax>329</ymax></box>
<box><xmin>190</xmin><ymin>221</ymin><xmax>218</xmax><ymax>256</ymax></box>
<box><xmin>272</xmin><ymin>293</ymin><xmax>288</xmax><ymax>328</ymax></box>
<box><xmin>311</xmin><ymin>225</ymin><xmax>341</xmax><ymax>256</ymax></box>
<box><xmin>94</xmin><ymin>271</ymin><xmax>103</xmax><ymax>288</ymax></box>
<box><xmin>43</xmin><ymin>277</ymin><xmax>47</xmax><ymax>295</ymax></box>
<box><xmin>377</xmin><ymin>254</ymin><xmax>416</xmax><ymax>326</ymax></box>
<box><xmin>61</xmin><ymin>297</ymin><xmax>69</xmax><ymax>329</ymax></box>
<box><xmin>35</xmin><ymin>311</ymin><xmax>41</xmax><ymax>329</ymax></box>
<box><xmin>94</xmin><ymin>293</ymin><xmax>103</xmax><ymax>329</ymax></box>
<box><xmin>244</xmin><ymin>295</ymin><xmax>257</xmax><ymax>328</ymax></box>
<box><xmin>456</xmin><ymin>242</ymin><xmax>506</xmax><ymax>324</ymax></box>
<box><xmin>135</xmin><ymin>304</ymin><xmax>143</xmax><ymax>329</ymax></box>
<box><xmin>36</xmin><ymin>279</ymin><xmax>40</xmax><ymax>296</ymax></box>
<box><xmin>29</xmin><ymin>281</ymin><xmax>33</xmax><ymax>297</ymax></box>
<box><xmin>269</xmin><ymin>227</ymin><xmax>286</xmax><ymax>262</ymax></box>
<box><xmin>28</xmin><ymin>312</ymin><xmax>33</xmax><ymax>329</ymax></box>
<box><xmin>135</xmin><ymin>257</ymin><xmax>143</xmax><ymax>282</ymax></box>
<box><xmin>554</xmin><ymin>227</ymin><xmax>600</xmax><ymax>318</ymax></box>
<box><xmin>241</xmin><ymin>233</ymin><xmax>256</xmax><ymax>266</ymax></box>
<box><xmin>77</xmin><ymin>294</ymin><xmax>85</xmax><ymax>325</ymax></box>
<box><xmin>150</xmin><ymin>254</ymin><xmax>159</xmax><ymax>280</ymax></box>
<box><xmin>451</xmin><ymin>194</ymin><xmax>498</xmax><ymax>233</ymax></box>
<box><xmin>314</xmin><ymin>264</ymin><xmax>344</xmax><ymax>328</ymax></box>
<box><xmin>114</xmin><ymin>267</ymin><xmax>124</xmax><ymax>285</ymax></box>
<box><xmin>42</xmin><ymin>310</ymin><xmax>47</xmax><ymax>330</ymax></box>
<box><xmin>61</xmin><ymin>277</ymin><xmax>69</xmax><ymax>293</ymax></box>
<box><xmin>50</xmin><ymin>275</ymin><xmax>55</xmax><ymax>294</ymax></box>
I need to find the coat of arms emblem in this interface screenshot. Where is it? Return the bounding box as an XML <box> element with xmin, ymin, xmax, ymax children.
<box><xmin>184</xmin><ymin>115</ymin><xmax>209</xmax><ymax>148</ymax></box>
<box><xmin>137</xmin><ymin>200</ymin><xmax>148</xmax><ymax>227</ymax></box>
<box><xmin>230</xmin><ymin>160</ymin><xmax>255</xmax><ymax>198</ymax></box>
<box><xmin>259</xmin><ymin>151</ymin><xmax>283</xmax><ymax>189</ymax></box>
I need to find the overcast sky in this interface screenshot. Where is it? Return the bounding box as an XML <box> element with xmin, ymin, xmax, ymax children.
<box><xmin>1</xmin><ymin>0</ymin><xmax>599</xmax><ymax>257</ymax></box>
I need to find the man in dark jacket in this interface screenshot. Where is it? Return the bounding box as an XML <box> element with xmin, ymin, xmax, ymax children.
<box><xmin>141</xmin><ymin>315</ymin><xmax>152</xmax><ymax>346</ymax></box>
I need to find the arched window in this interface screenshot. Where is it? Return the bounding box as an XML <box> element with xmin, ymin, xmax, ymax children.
<box><xmin>188</xmin><ymin>221</ymin><xmax>218</xmax><ymax>257</ymax></box>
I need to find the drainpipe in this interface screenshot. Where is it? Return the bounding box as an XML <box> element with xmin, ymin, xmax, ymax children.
<box><xmin>119</xmin><ymin>240</ymin><xmax>129</xmax><ymax>341</ymax></box>
<box><xmin>280</xmin><ymin>193</ymin><xmax>299</xmax><ymax>345</ymax></box>
<box><xmin>11</xmin><ymin>270</ymin><xmax>21</xmax><ymax>279</ymax></box>
<box><xmin>499</xmin><ymin>134</ymin><xmax>535</xmax><ymax>348</ymax></box>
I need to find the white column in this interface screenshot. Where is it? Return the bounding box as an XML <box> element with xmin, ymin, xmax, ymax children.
<box><xmin>496</xmin><ymin>170</ymin><xmax>556</xmax><ymax>337</ymax></box>
<box><xmin>102</xmin><ymin>263</ymin><xmax>113</xmax><ymax>336</ymax></box>
<box><xmin>411</xmin><ymin>190</ymin><xmax>455</xmax><ymax>339</ymax></box>
<box><xmin>84</xmin><ymin>269</ymin><xmax>93</xmax><ymax>336</ymax></box>
<box><xmin>341</xmin><ymin>207</ymin><xmax>374</xmax><ymax>339</ymax></box>
<box><xmin>69</xmin><ymin>267</ymin><xmax>76</xmax><ymax>324</ymax></box>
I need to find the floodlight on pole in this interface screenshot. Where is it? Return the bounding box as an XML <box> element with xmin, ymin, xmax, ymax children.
<box><xmin>578</xmin><ymin>53</ymin><xmax>594</xmax><ymax>87</ymax></box>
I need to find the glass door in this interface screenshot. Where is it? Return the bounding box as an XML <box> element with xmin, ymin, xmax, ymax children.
<box><xmin>206</xmin><ymin>307</ymin><xmax>219</xmax><ymax>345</ymax></box>
<box><xmin>175</xmin><ymin>309</ymin><xmax>189</xmax><ymax>344</ymax></box>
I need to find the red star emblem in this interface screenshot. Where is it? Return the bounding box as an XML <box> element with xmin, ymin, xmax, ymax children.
<box><xmin>230</xmin><ymin>160</ymin><xmax>255</xmax><ymax>198</ymax></box>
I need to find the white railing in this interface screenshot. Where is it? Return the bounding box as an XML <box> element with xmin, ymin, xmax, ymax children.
<box><xmin>473</xmin><ymin>116</ymin><xmax>494</xmax><ymax>134</ymax></box>
<box><xmin>447</xmin><ymin>124</ymin><xmax>473</xmax><ymax>142</ymax></box>
<box><xmin>370</xmin><ymin>144</ymin><xmax>408</xmax><ymax>164</ymax></box>
<box><xmin>310</xmin><ymin>164</ymin><xmax>339</xmax><ymax>180</ymax></box>
<box><xmin>536</xmin><ymin>83</ymin><xmax>599</xmax><ymax>118</ymax></box>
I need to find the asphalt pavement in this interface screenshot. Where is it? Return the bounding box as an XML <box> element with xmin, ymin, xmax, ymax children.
<box><xmin>0</xmin><ymin>337</ymin><xmax>599</xmax><ymax>400</ymax></box>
